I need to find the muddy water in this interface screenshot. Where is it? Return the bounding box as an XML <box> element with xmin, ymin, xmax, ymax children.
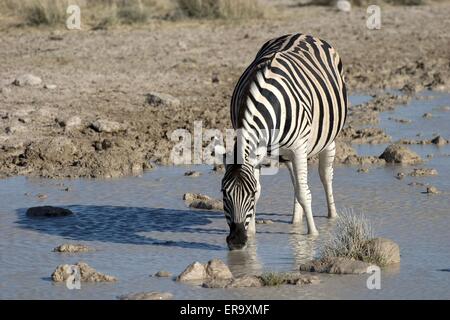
<box><xmin>1</xmin><ymin>93</ymin><xmax>450</xmax><ymax>299</ymax></box>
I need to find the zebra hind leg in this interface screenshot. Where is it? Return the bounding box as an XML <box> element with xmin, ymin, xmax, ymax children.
<box><xmin>291</xmin><ymin>146</ymin><xmax>319</xmax><ymax>235</ymax></box>
<box><xmin>318</xmin><ymin>141</ymin><xmax>337</xmax><ymax>219</ymax></box>
<box><xmin>285</xmin><ymin>161</ymin><xmax>304</xmax><ymax>224</ymax></box>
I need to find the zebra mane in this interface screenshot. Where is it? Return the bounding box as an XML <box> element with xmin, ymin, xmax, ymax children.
<box><xmin>222</xmin><ymin>163</ymin><xmax>257</xmax><ymax>194</ymax></box>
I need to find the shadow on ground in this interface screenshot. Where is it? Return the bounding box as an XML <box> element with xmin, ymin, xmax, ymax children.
<box><xmin>15</xmin><ymin>205</ymin><xmax>226</xmax><ymax>250</ymax></box>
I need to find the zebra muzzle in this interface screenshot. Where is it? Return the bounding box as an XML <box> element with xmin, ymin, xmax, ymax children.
<box><xmin>226</xmin><ymin>222</ymin><xmax>247</xmax><ymax>250</ymax></box>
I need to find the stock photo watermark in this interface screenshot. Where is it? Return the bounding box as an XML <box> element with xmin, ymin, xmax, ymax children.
<box><xmin>366</xmin><ymin>265</ymin><xmax>381</xmax><ymax>290</ymax></box>
<box><xmin>169</xmin><ymin>122</ymin><xmax>280</xmax><ymax>175</ymax></box>
<box><xmin>65</xmin><ymin>265</ymin><xmax>81</xmax><ymax>290</ymax></box>
<box><xmin>367</xmin><ymin>5</ymin><xmax>382</xmax><ymax>30</ymax></box>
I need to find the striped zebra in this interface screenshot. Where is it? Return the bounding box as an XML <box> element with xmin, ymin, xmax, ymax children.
<box><xmin>221</xmin><ymin>33</ymin><xmax>348</xmax><ymax>250</ymax></box>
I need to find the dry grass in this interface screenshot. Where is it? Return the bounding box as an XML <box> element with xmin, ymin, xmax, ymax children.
<box><xmin>0</xmin><ymin>0</ymin><xmax>170</xmax><ymax>27</ymax></box>
<box><xmin>175</xmin><ymin>0</ymin><xmax>264</xmax><ymax>19</ymax></box>
<box><xmin>321</xmin><ymin>210</ymin><xmax>389</xmax><ymax>266</ymax></box>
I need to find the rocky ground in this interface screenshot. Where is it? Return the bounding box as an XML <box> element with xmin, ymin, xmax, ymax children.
<box><xmin>1</xmin><ymin>2</ymin><xmax>450</xmax><ymax>178</ymax></box>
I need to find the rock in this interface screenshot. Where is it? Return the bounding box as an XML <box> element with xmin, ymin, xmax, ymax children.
<box><xmin>212</xmin><ymin>164</ymin><xmax>225</xmax><ymax>172</ymax></box>
<box><xmin>206</xmin><ymin>259</ymin><xmax>233</xmax><ymax>280</ymax></box>
<box><xmin>12</xmin><ymin>74</ymin><xmax>42</xmax><ymax>86</ymax></box>
<box><xmin>409</xmin><ymin>168</ymin><xmax>438</xmax><ymax>176</ymax></box>
<box><xmin>336</xmin><ymin>0</ymin><xmax>351</xmax><ymax>12</ymax></box>
<box><xmin>388</xmin><ymin>117</ymin><xmax>412</xmax><ymax>124</ymax></box>
<box><xmin>184</xmin><ymin>170</ymin><xmax>201</xmax><ymax>177</ymax></box>
<box><xmin>422</xmin><ymin>112</ymin><xmax>432</xmax><ymax>118</ymax></box>
<box><xmin>118</xmin><ymin>292</ymin><xmax>173</xmax><ymax>300</ymax></box>
<box><xmin>426</xmin><ymin>186</ymin><xmax>439</xmax><ymax>194</ymax></box>
<box><xmin>357</xmin><ymin>168</ymin><xmax>369</xmax><ymax>173</ymax></box>
<box><xmin>379</xmin><ymin>144</ymin><xmax>422</xmax><ymax>164</ymax></box>
<box><xmin>396</xmin><ymin>172</ymin><xmax>405</xmax><ymax>180</ymax></box>
<box><xmin>44</xmin><ymin>84</ymin><xmax>57</xmax><ymax>90</ymax></box>
<box><xmin>176</xmin><ymin>261</ymin><xmax>206</xmax><ymax>282</ymax></box>
<box><xmin>154</xmin><ymin>270</ymin><xmax>172</xmax><ymax>277</ymax></box>
<box><xmin>90</xmin><ymin>119</ymin><xmax>125</xmax><ymax>133</ymax></box>
<box><xmin>53</xmin><ymin>244</ymin><xmax>93</xmax><ymax>253</ymax></box>
<box><xmin>51</xmin><ymin>262</ymin><xmax>116</xmax><ymax>282</ymax></box>
<box><xmin>1</xmin><ymin>87</ymin><xmax>11</xmax><ymax>95</ymax></box>
<box><xmin>146</xmin><ymin>92</ymin><xmax>180</xmax><ymax>108</ymax></box>
<box><xmin>26</xmin><ymin>206</ymin><xmax>73</xmax><ymax>217</ymax></box>
<box><xmin>227</xmin><ymin>275</ymin><xmax>263</xmax><ymax>288</ymax></box>
<box><xmin>36</xmin><ymin>193</ymin><xmax>48</xmax><ymax>200</ymax></box>
<box><xmin>366</xmin><ymin>238</ymin><xmax>401</xmax><ymax>265</ymax></box>
<box><xmin>211</xmin><ymin>73</ymin><xmax>220</xmax><ymax>83</ymax></box>
<box><xmin>183</xmin><ymin>193</ymin><xmax>223</xmax><ymax>211</ymax></box>
<box><xmin>431</xmin><ymin>135</ymin><xmax>448</xmax><ymax>146</ymax></box>
<box><xmin>58</xmin><ymin>116</ymin><xmax>82</xmax><ymax>130</ymax></box>
<box><xmin>300</xmin><ymin>257</ymin><xmax>373</xmax><ymax>274</ymax></box>
<box><xmin>256</xmin><ymin>219</ymin><xmax>274</xmax><ymax>224</ymax></box>
<box><xmin>202</xmin><ymin>278</ymin><xmax>232</xmax><ymax>288</ymax></box>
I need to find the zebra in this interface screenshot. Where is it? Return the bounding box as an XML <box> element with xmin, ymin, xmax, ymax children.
<box><xmin>221</xmin><ymin>33</ymin><xmax>348</xmax><ymax>250</ymax></box>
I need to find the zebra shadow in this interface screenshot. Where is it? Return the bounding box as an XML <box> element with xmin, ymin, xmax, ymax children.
<box><xmin>15</xmin><ymin>205</ymin><xmax>226</xmax><ymax>250</ymax></box>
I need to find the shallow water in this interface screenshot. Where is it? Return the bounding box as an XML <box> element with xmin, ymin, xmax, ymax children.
<box><xmin>1</xmin><ymin>93</ymin><xmax>450</xmax><ymax>300</ymax></box>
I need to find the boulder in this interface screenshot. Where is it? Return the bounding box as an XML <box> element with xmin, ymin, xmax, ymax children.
<box><xmin>13</xmin><ymin>74</ymin><xmax>42</xmax><ymax>86</ymax></box>
<box><xmin>176</xmin><ymin>261</ymin><xmax>207</xmax><ymax>282</ymax></box>
<box><xmin>379</xmin><ymin>144</ymin><xmax>422</xmax><ymax>164</ymax></box>
<box><xmin>146</xmin><ymin>92</ymin><xmax>180</xmax><ymax>108</ymax></box>
<box><xmin>206</xmin><ymin>259</ymin><xmax>233</xmax><ymax>280</ymax></box>
<box><xmin>51</xmin><ymin>262</ymin><xmax>116</xmax><ymax>282</ymax></box>
<box><xmin>118</xmin><ymin>292</ymin><xmax>173</xmax><ymax>300</ymax></box>
<box><xmin>366</xmin><ymin>238</ymin><xmax>400</xmax><ymax>265</ymax></box>
<box><xmin>26</xmin><ymin>206</ymin><xmax>73</xmax><ymax>217</ymax></box>
<box><xmin>53</xmin><ymin>244</ymin><xmax>93</xmax><ymax>253</ymax></box>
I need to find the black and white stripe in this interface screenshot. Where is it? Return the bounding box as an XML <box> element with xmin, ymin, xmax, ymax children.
<box><xmin>222</xmin><ymin>33</ymin><xmax>348</xmax><ymax>238</ymax></box>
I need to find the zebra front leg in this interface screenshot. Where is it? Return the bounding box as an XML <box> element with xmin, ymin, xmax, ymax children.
<box><xmin>247</xmin><ymin>167</ymin><xmax>261</xmax><ymax>236</ymax></box>
<box><xmin>285</xmin><ymin>161</ymin><xmax>304</xmax><ymax>224</ymax></box>
<box><xmin>319</xmin><ymin>141</ymin><xmax>337</xmax><ymax>219</ymax></box>
<box><xmin>292</xmin><ymin>146</ymin><xmax>319</xmax><ymax>235</ymax></box>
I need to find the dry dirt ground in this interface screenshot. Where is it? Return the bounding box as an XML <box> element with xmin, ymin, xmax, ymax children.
<box><xmin>1</xmin><ymin>2</ymin><xmax>449</xmax><ymax>178</ymax></box>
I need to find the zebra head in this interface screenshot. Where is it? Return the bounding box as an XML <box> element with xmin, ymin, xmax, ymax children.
<box><xmin>221</xmin><ymin>163</ymin><xmax>258</xmax><ymax>250</ymax></box>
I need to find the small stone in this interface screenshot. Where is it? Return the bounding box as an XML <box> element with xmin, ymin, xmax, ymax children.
<box><xmin>396</xmin><ymin>172</ymin><xmax>405</xmax><ymax>180</ymax></box>
<box><xmin>13</xmin><ymin>74</ymin><xmax>42</xmax><ymax>86</ymax></box>
<box><xmin>58</xmin><ymin>116</ymin><xmax>82</xmax><ymax>130</ymax></box>
<box><xmin>422</xmin><ymin>113</ymin><xmax>432</xmax><ymax>118</ymax></box>
<box><xmin>426</xmin><ymin>186</ymin><xmax>439</xmax><ymax>194</ymax></box>
<box><xmin>256</xmin><ymin>219</ymin><xmax>274</xmax><ymax>224</ymax></box>
<box><xmin>26</xmin><ymin>206</ymin><xmax>73</xmax><ymax>217</ymax></box>
<box><xmin>212</xmin><ymin>164</ymin><xmax>225</xmax><ymax>173</ymax></box>
<box><xmin>431</xmin><ymin>136</ymin><xmax>448</xmax><ymax>146</ymax></box>
<box><xmin>336</xmin><ymin>0</ymin><xmax>351</xmax><ymax>12</ymax></box>
<box><xmin>154</xmin><ymin>270</ymin><xmax>172</xmax><ymax>277</ymax></box>
<box><xmin>409</xmin><ymin>168</ymin><xmax>438</xmax><ymax>176</ymax></box>
<box><xmin>357</xmin><ymin>168</ymin><xmax>369</xmax><ymax>173</ymax></box>
<box><xmin>44</xmin><ymin>84</ymin><xmax>57</xmax><ymax>90</ymax></box>
<box><xmin>211</xmin><ymin>73</ymin><xmax>220</xmax><ymax>83</ymax></box>
<box><xmin>183</xmin><ymin>193</ymin><xmax>223</xmax><ymax>211</ymax></box>
<box><xmin>90</xmin><ymin>119</ymin><xmax>125</xmax><ymax>133</ymax></box>
<box><xmin>36</xmin><ymin>193</ymin><xmax>48</xmax><ymax>200</ymax></box>
<box><xmin>119</xmin><ymin>292</ymin><xmax>173</xmax><ymax>300</ymax></box>
<box><xmin>52</xmin><ymin>262</ymin><xmax>116</xmax><ymax>282</ymax></box>
<box><xmin>176</xmin><ymin>262</ymin><xmax>206</xmax><ymax>282</ymax></box>
<box><xmin>53</xmin><ymin>244</ymin><xmax>93</xmax><ymax>253</ymax></box>
<box><xmin>146</xmin><ymin>92</ymin><xmax>180</xmax><ymax>108</ymax></box>
<box><xmin>184</xmin><ymin>170</ymin><xmax>201</xmax><ymax>177</ymax></box>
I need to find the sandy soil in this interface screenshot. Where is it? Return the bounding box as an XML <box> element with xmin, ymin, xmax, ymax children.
<box><xmin>0</xmin><ymin>3</ymin><xmax>449</xmax><ymax>178</ymax></box>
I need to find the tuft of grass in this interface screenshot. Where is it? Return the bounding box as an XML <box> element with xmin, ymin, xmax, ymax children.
<box><xmin>259</xmin><ymin>272</ymin><xmax>287</xmax><ymax>286</ymax></box>
<box><xmin>175</xmin><ymin>0</ymin><xmax>264</xmax><ymax>19</ymax></box>
<box><xmin>117</xmin><ymin>0</ymin><xmax>149</xmax><ymax>24</ymax></box>
<box><xmin>22</xmin><ymin>0</ymin><xmax>66</xmax><ymax>26</ymax></box>
<box><xmin>321</xmin><ymin>210</ymin><xmax>389</xmax><ymax>266</ymax></box>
